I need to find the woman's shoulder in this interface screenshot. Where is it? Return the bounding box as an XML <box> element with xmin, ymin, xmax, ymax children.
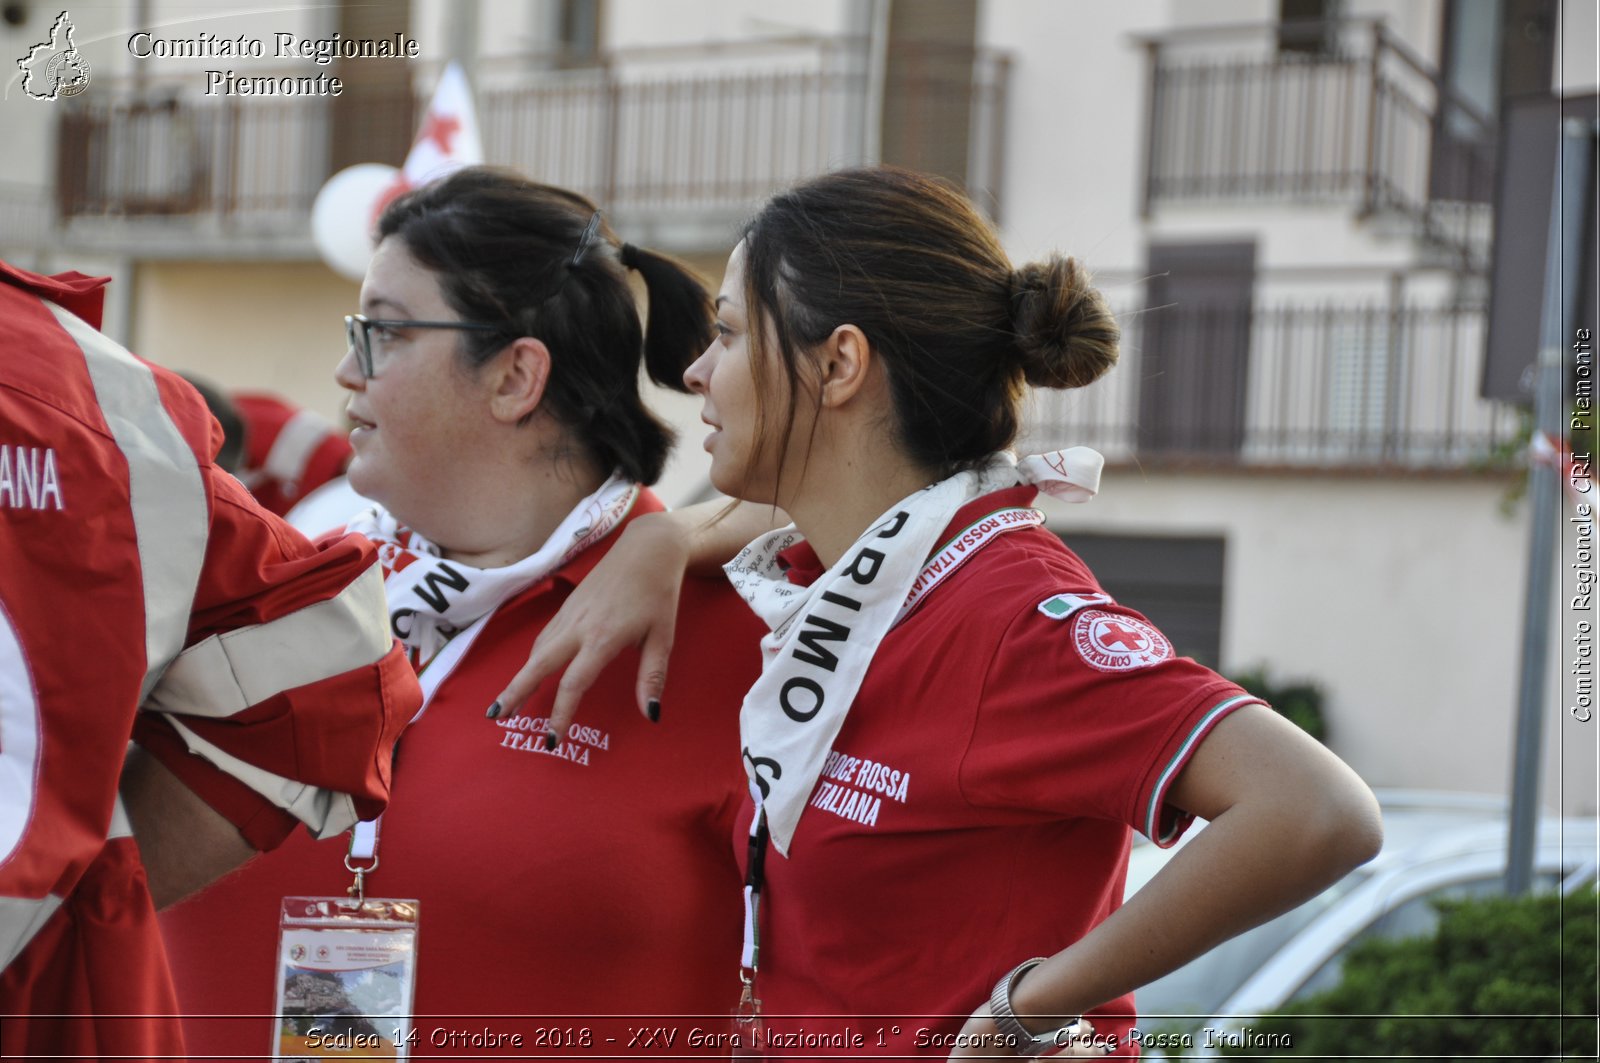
<box><xmin>676</xmin><ymin>569</ymin><xmax>768</xmax><ymax>632</ymax></box>
<box><xmin>933</xmin><ymin>523</ymin><xmax>1105</xmax><ymax>621</ymax></box>
<box><xmin>882</xmin><ymin>528</ymin><xmax>1110</xmax><ymax>693</ymax></box>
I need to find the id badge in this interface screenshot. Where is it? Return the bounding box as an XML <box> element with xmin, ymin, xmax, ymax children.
<box><xmin>272</xmin><ymin>896</ymin><xmax>420</xmax><ymax>1060</ymax></box>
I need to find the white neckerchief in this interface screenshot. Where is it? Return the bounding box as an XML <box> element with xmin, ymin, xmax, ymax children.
<box><xmin>345</xmin><ymin>472</ymin><xmax>641</xmax><ymax>669</ymax></box>
<box><xmin>725</xmin><ymin>448</ymin><xmax>1102</xmax><ymax>856</ymax></box>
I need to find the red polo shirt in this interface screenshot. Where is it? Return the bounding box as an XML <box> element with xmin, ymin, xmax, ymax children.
<box><xmin>734</xmin><ymin>486</ymin><xmax>1261</xmax><ymax>1058</ymax></box>
<box><xmin>0</xmin><ymin>261</ymin><xmax>413</xmax><ymax>1059</ymax></box>
<box><xmin>160</xmin><ymin>491</ymin><xmax>767</xmax><ymax>1058</ymax></box>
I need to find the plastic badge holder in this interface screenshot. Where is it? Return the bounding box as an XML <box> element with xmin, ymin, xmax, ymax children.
<box><xmin>273</xmin><ymin>896</ymin><xmax>420</xmax><ymax>1060</ymax></box>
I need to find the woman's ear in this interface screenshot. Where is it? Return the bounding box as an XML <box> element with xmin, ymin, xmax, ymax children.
<box><xmin>817</xmin><ymin>324</ymin><xmax>873</xmax><ymax>409</ymax></box>
<box><xmin>490</xmin><ymin>337</ymin><xmax>552</xmax><ymax>423</ymax></box>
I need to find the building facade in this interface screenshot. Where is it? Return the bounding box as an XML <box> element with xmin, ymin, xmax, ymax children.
<box><xmin>2</xmin><ymin>0</ymin><xmax>1593</xmax><ymax>811</ymax></box>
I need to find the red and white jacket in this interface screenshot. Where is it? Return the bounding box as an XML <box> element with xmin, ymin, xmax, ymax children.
<box><xmin>233</xmin><ymin>392</ymin><xmax>354</xmax><ymax>517</ymax></box>
<box><xmin>0</xmin><ymin>261</ymin><xmax>417</xmax><ymax>1058</ymax></box>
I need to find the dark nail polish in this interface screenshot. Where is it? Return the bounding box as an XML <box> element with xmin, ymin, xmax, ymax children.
<box><xmin>647</xmin><ymin>698</ymin><xmax>661</xmax><ymax>723</ymax></box>
<box><xmin>486</xmin><ymin>700</ymin><xmax>502</xmax><ymax>719</ymax></box>
<box><xmin>545</xmin><ymin>731</ymin><xmax>558</xmax><ymax>751</ymax></box>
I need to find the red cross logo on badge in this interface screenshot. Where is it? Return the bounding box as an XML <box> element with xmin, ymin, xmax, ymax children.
<box><xmin>1071</xmin><ymin>610</ymin><xmax>1173</xmax><ymax>672</ymax></box>
<box><xmin>1096</xmin><ymin>621</ymin><xmax>1149</xmax><ymax>652</ymax></box>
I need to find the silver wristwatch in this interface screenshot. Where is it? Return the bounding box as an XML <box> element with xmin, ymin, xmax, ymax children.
<box><xmin>988</xmin><ymin>957</ymin><xmax>1083</xmax><ymax>1058</ymax></box>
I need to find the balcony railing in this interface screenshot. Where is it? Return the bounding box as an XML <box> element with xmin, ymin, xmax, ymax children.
<box><xmin>57</xmin><ymin>94</ymin><xmax>329</xmax><ymax>224</ymax></box>
<box><xmin>53</xmin><ymin>39</ymin><xmax>1009</xmax><ymax>239</ymax></box>
<box><xmin>0</xmin><ymin>183</ymin><xmax>54</xmax><ymax>250</ymax></box>
<box><xmin>1137</xmin><ymin>19</ymin><xmax>1495</xmax><ymax>269</ymax></box>
<box><xmin>1021</xmin><ymin>301</ymin><xmax>1521</xmax><ymax>472</ymax></box>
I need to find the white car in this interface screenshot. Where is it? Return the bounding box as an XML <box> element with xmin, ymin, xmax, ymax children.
<box><xmin>1123</xmin><ymin>790</ymin><xmax>1598</xmax><ymax>1056</ymax></box>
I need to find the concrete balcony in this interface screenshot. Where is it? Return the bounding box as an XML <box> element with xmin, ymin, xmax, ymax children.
<box><xmin>1136</xmin><ymin>19</ymin><xmax>1496</xmax><ymax>273</ymax></box>
<box><xmin>50</xmin><ymin>38</ymin><xmax>1010</xmax><ymax>258</ymax></box>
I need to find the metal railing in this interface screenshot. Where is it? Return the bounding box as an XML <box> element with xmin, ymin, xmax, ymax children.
<box><xmin>479</xmin><ymin>54</ymin><xmax>861</xmax><ymax>215</ymax></box>
<box><xmin>56</xmin><ymin>93</ymin><xmax>333</xmax><ymax>223</ymax></box>
<box><xmin>1138</xmin><ymin>19</ymin><xmax>1495</xmax><ymax>269</ymax></box>
<box><xmin>1020</xmin><ymin>301</ymin><xmax>1521</xmax><ymax>471</ymax></box>
<box><xmin>54</xmin><ymin>39</ymin><xmax>1009</xmax><ymax>231</ymax></box>
<box><xmin>0</xmin><ymin>183</ymin><xmax>54</xmax><ymax>249</ymax></box>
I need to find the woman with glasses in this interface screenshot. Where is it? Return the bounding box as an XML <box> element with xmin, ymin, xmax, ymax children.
<box><xmin>502</xmin><ymin>167</ymin><xmax>1382</xmax><ymax>1058</ymax></box>
<box><xmin>158</xmin><ymin>166</ymin><xmax>765</xmax><ymax>1056</ymax></box>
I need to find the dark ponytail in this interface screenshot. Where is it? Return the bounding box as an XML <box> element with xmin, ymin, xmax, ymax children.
<box><xmin>376</xmin><ymin>166</ymin><xmax>713</xmax><ymax>485</ymax></box>
<box><xmin>616</xmin><ymin>241</ymin><xmax>715</xmax><ymax>389</ymax></box>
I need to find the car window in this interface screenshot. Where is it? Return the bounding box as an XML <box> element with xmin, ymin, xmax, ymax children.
<box><xmin>1286</xmin><ymin>871</ymin><xmax>1560</xmax><ymax>1002</ymax></box>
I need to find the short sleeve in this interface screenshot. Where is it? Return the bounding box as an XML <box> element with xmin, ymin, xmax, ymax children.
<box><xmin>960</xmin><ymin>592</ymin><xmax>1263</xmax><ymax>846</ymax></box>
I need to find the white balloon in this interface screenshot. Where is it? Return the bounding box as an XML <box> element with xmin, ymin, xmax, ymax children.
<box><xmin>311</xmin><ymin>164</ymin><xmax>402</xmax><ymax>282</ymax></box>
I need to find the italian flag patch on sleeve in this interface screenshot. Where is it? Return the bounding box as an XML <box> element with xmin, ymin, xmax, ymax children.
<box><xmin>1036</xmin><ymin>592</ymin><xmax>1113</xmax><ymax>621</ymax></box>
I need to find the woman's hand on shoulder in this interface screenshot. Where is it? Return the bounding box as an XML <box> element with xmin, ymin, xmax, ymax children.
<box><xmin>490</xmin><ymin>508</ymin><xmax>691</xmax><ymax>736</ymax></box>
<box><xmin>488</xmin><ymin>498</ymin><xmax>782</xmax><ymax>739</ymax></box>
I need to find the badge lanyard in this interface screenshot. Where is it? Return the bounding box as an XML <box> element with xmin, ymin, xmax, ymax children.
<box><xmin>732</xmin><ymin>507</ymin><xmax>1043</xmax><ymax>1053</ymax></box>
<box><xmin>734</xmin><ymin>807</ymin><xmax>770</xmax><ymax>1057</ymax></box>
<box><xmin>272</xmin><ymin>610</ymin><xmax>496</xmax><ymax>1061</ymax></box>
<box><xmin>343</xmin><ymin>608</ymin><xmax>496</xmax><ymax>897</ymax></box>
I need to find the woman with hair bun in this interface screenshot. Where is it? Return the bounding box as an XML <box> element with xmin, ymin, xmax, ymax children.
<box><xmin>157</xmin><ymin>166</ymin><xmax>764</xmax><ymax>1056</ymax></box>
<box><xmin>513</xmin><ymin>166</ymin><xmax>1381</xmax><ymax>1057</ymax></box>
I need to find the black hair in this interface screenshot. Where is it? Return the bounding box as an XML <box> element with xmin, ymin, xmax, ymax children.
<box><xmin>178</xmin><ymin>371</ymin><xmax>246</xmax><ymax>474</ymax></box>
<box><xmin>740</xmin><ymin>166</ymin><xmax>1118</xmax><ymax>483</ymax></box>
<box><xmin>375</xmin><ymin>166</ymin><xmax>713</xmax><ymax>485</ymax></box>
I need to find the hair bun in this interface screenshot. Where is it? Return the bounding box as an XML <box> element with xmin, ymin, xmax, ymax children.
<box><xmin>1009</xmin><ymin>256</ymin><xmax>1119</xmax><ymax>390</ymax></box>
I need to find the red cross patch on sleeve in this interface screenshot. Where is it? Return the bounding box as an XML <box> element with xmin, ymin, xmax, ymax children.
<box><xmin>1070</xmin><ymin>610</ymin><xmax>1174</xmax><ymax>672</ymax></box>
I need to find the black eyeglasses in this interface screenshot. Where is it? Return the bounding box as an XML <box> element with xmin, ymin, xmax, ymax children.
<box><xmin>344</xmin><ymin>314</ymin><xmax>505</xmax><ymax>378</ymax></box>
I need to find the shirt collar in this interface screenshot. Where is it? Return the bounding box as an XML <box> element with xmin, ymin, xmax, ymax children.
<box><xmin>776</xmin><ymin>482</ymin><xmax>1041</xmax><ymax>589</ymax></box>
<box><xmin>545</xmin><ymin>486</ymin><xmax>667</xmax><ymax>591</ymax></box>
<box><xmin>1</xmin><ymin>261</ymin><xmax>110</xmax><ymax>329</ymax></box>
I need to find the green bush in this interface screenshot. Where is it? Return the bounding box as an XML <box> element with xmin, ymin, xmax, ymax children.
<box><xmin>1227</xmin><ymin>668</ymin><xmax>1327</xmax><ymax>743</ymax></box>
<box><xmin>1217</xmin><ymin>886</ymin><xmax>1598</xmax><ymax>1062</ymax></box>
